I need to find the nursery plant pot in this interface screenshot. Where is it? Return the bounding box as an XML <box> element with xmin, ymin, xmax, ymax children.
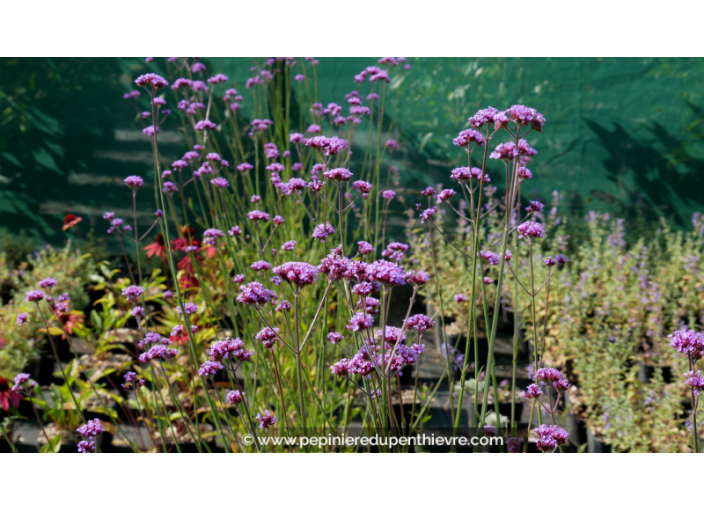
<box><xmin>586</xmin><ymin>428</ymin><xmax>610</xmax><ymax>453</ymax></box>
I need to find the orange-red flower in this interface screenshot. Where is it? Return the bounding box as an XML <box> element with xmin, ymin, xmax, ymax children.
<box><xmin>172</xmin><ymin>226</ymin><xmax>200</xmax><ymax>252</ymax></box>
<box><xmin>0</xmin><ymin>376</ymin><xmax>22</xmax><ymax>411</ymax></box>
<box><xmin>58</xmin><ymin>311</ymin><xmax>84</xmax><ymax>337</ymax></box>
<box><xmin>62</xmin><ymin>214</ymin><xmax>83</xmax><ymax>231</ymax></box>
<box><xmin>144</xmin><ymin>233</ymin><xmax>166</xmax><ymax>261</ymax></box>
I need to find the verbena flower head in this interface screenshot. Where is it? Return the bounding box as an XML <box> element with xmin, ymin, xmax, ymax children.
<box><xmin>323</xmin><ymin>167</ymin><xmax>353</xmax><ymax>182</ymax></box>
<box><xmin>685</xmin><ymin>370</ymin><xmax>704</xmax><ymax>395</ymax></box>
<box><xmin>313</xmin><ymin>223</ymin><xmax>335</xmax><ymax>242</ymax></box>
<box><xmin>437</xmin><ymin>189</ymin><xmax>456</xmax><ymax>203</ymax></box>
<box><xmin>163</xmin><ymin>181</ymin><xmax>178</xmax><ymax>193</ymax></box>
<box><xmin>121</xmin><ymin>285</ymin><xmax>144</xmax><ymax>303</ymax></box>
<box><xmin>453</xmin><ymin>129</ymin><xmax>485</xmax><ymax>149</ymax></box>
<box><xmin>526</xmin><ymin>200</ymin><xmax>544</xmax><ymax>214</ymax></box>
<box><xmin>406</xmin><ymin>314</ymin><xmax>434</xmax><ymax>334</ymax></box>
<box><xmin>347</xmin><ymin>312</ymin><xmax>374</xmax><ymax>332</ymax></box>
<box><xmin>507</xmin><ymin>437</ymin><xmax>523</xmax><ymax>453</ymax></box>
<box><xmin>533</xmin><ymin>424</ymin><xmax>569</xmax><ymax>451</ymax></box>
<box><xmin>377</xmin><ymin>326</ymin><xmax>406</xmax><ymax>345</ymax></box>
<box><xmin>535</xmin><ymin>367</ymin><xmax>563</xmax><ymax>383</ymax></box>
<box><xmin>198</xmin><ymin>361</ymin><xmax>223</xmax><ymax>377</ymax></box>
<box><xmin>16</xmin><ymin>312</ymin><xmax>28</xmax><ymax>326</ymax></box>
<box><xmin>208</xmin><ymin>337</ymin><xmax>245</xmax><ymax>361</ymax></box>
<box><xmin>38</xmin><ymin>277</ymin><xmax>58</xmax><ymax>289</ymax></box>
<box><xmin>330</xmin><ymin>358</ymin><xmax>351</xmax><ymax>377</ymax></box>
<box><xmin>353</xmin><ymin>180</ymin><xmax>372</xmax><ymax>197</ymax></box>
<box><xmin>517</xmin><ymin>221</ymin><xmax>546</xmax><ymax>239</ymax></box>
<box><xmin>273</xmin><ymin>262</ymin><xmax>319</xmax><ymax>287</ymax></box>
<box><xmin>669</xmin><ymin>328</ymin><xmax>704</xmax><ymax>360</ymax></box>
<box><xmin>490</xmin><ymin>142</ymin><xmax>518</xmax><ymax>160</ymax></box>
<box><xmin>275</xmin><ymin>300</ymin><xmax>292</xmax><ymax>313</ymax></box>
<box><xmin>352</xmin><ymin>282</ymin><xmax>373</xmax><ymax>296</ymax></box>
<box><xmin>177</xmin><ymin>302</ymin><xmax>199</xmax><ymax>315</ymax></box>
<box><xmin>77</xmin><ymin>419</ymin><xmax>105</xmax><ymax>438</ymax></box>
<box><xmin>319</xmin><ymin>251</ymin><xmax>350</xmax><ymax>281</ymax></box>
<box><xmin>211</xmin><ymin>177</ymin><xmax>230</xmax><ymax>188</ymax></box>
<box><xmin>135</xmin><ymin>73</ymin><xmax>168</xmax><ymax>89</ymax></box>
<box><xmin>406</xmin><ymin>270</ymin><xmax>429</xmax><ymax>286</ymax></box>
<box><xmin>420</xmin><ymin>207</ymin><xmax>437</xmax><ymax>223</ymax></box>
<box><xmin>421</xmin><ymin>186</ymin><xmax>436</xmax><ymax>197</ymax></box>
<box><xmin>517</xmin><ymin>167</ymin><xmax>533</xmax><ymax>180</ymax></box>
<box><xmin>358</xmin><ymin>241</ymin><xmax>374</xmax><ymax>255</ymax></box>
<box><xmin>506</xmin><ymin>105</ymin><xmax>545</xmax><ymax>132</ymax></box>
<box><xmin>327</xmin><ymin>332</ymin><xmax>344</xmax><ymax>344</ymax></box>
<box><xmin>203</xmin><ymin>228</ymin><xmax>224</xmax><ymax>240</ymax></box>
<box><xmin>139</xmin><ymin>344</ymin><xmax>178</xmax><ymax>363</ymax></box>
<box><xmin>237</xmin><ymin>282</ymin><xmax>277</xmax><ymax>306</ymax></box>
<box><xmin>12</xmin><ymin>373</ymin><xmax>36</xmax><ymax>392</ymax></box>
<box><xmin>251</xmin><ymin>260</ymin><xmax>272</xmax><ymax>272</ymax></box>
<box><xmin>195</xmin><ymin>120</ymin><xmax>217</xmax><ymax>131</ymax></box>
<box><xmin>382</xmin><ymin>190</ymin><xmax>396</xmax><ymax>200</ymax></box>
<box><xmin>468</xmin><ymin>106</ymin><xmax>499</xmax><ymax>128</ymax></box>
<box><xmin>522</xmin><ymin>383</ymin><xmax>542</xmax><ymax>399</ymax></box>
<box><xmin>302</xmin><ymin>136</ymin><xmax>348</xmax><ymax>156</ymax></box>
<box><xmin>121</xmin><ymin>371</ymin><xmax>145</xmax><ymax>392</ymax></box>
<box><xmin>256</xmin><ymin>327</ymin><xmax>279</xmax><ymax>349</ymax></box>
<box><xmin>248</xmin><ymin>210</ymin><xmax>270</xmax><ymax>222</ymax></box>
<box><xmin>256</xmin><ymin>410</ymin><xmax>278</xmax><ymax>429</ymax></box>
<box><xmin>517</xmin><ymin>139</ymin><xmax>537</xmax><ymax>156</ymax></box>
<box><xmin>78</xmin><ymin>440</ymin><xmax>96</xmax><ymax>453</ymax></box>
<box><xmin>237</xmin><ymin>162</ymin><xmax>253</xmax><ymax>172</ymax></box>
<box><xmin>381</xmin><ymin>242</ymin><xmax>409</xmax><ymax>261</ymax></box>
<box><xmin>365</xmin><ymin>260</ymin><xmax>406</xmax><ymax>286</ymax></box>
<box><xmin>555</xmin><ymin>254</ymin><xmax>570</xmax><ymax>266</ymax></box>
<box><xmin>454</xmin><ymin>293</ymin><xmax>467</xmax><ymax>303</ymax></box>
<box><xmin>553</xmin><ymin>378</ymin><xmax>571</xmax><ymax>393</ymax></box>
<box><xmin>226</xmin><ymin>390</ymin><xmax>244</xmax><ymax>405</ymax></box>
<box><xmin>124</xmin><ymin>175</ymin><xmax>144</xmax><ymax>189</ymax></box>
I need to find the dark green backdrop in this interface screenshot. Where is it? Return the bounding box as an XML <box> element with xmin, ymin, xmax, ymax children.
<box><xmin>2</xmin><ymin>57</ymin><xmax>703</xmax><ymax>245</ymax></box>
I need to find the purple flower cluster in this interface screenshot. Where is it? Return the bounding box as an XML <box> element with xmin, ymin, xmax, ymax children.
<box><xmin>273</xmin><ymin>262</ymin><xmax>319</xmax><ymax>287</ymax></box>
<box><xmin>209</xmin><ymin>337</ymin><xmax>250</xmax><ymax>362</ymax></box>
<box><xmin>406</xmin><ymin>314</ymin><xmax>434</xmax><ymax>334</ymax></box>
<box><xmin>685</xmin><ymin>371</ymin><xmax>704</xmax><ymax>395</ymax></box>
<box><xmin>77</xmin><ymin>419</ymin><xmax>105</xmax><ymax>438</ymax></box>
<box><xmin>256</xmin><ymin>327</ymin><xmax>280</xmax><ymax>349</ymax></box>
<box><xmin>364</xmin><ymin>260</ymin><xmax>406</xmax><ymax>287</ymax></box>
<box><xmin>121</xmin><ymin>371</ymin><xmax>146</xmax><ymax>392</ymax></box>
<box><xmin>533</xmin><ymin>424</ymin><xmax>569</xmax><ymax>452</ymax></box>
<box><xmin>669</xmin><ymin>328</ymin><xmax>704</xmax><ymax>360</ymax></box>
<box><xmin>124</xmin><ymin>175</ymin><xmax>144</xmax><ymax>189</ymax></box>
<box><xmin>256</xmin><ymin>410</ymin><xmax>278</xmax><ymax>429</ymax></box>
<box><xmin>139</xmin><ymin>344</ymin><xmax>179</xmax><ymax>363</ymax></box>
<box><xmin>312</xmin><ymin>223</ymin><xmax>335</xmax><ymax>242</ymax></box>
<box><xmin>347</xmin><ymin>312</ymin><xmax>374</xmax><ymax>332</ymax></box>
<box><xmin>302</xmin><ymin>136</ymin><xmax>349</xmax><ymax>156</ymax></box>
<box><xmin>121</xmin><ymin>285</ymin><xmax>144</xmax><ymax>303</ymax></box>
<box><xmin>453</xmin><ymin>129</ymin><xmax>485</xmax><ymax>149</ymax></box>
<box><xmin>323</xmin><ymin>167</ymin><xmax>353</xmax><ymax>182</ymax></box>
<box><xmin>177</xmin><ymin>302</ymin><xmax>199</xmax><ymax>315</ymax></box>
<box><xmin>198</xmin><ymin>361</ymin><xmax>224</xmax><ymax>377</ymax></box>
<box><xmin>319</xmin><ymin>250</ymin><xmax>351</xmax><ymax>281</ymax></box>
<box><xmin>25</xmin><ymin>290</ymin><xmax>45</xmax><ymax>302</ymax></box>
<box><xmin>237</xmin><ymin>282</ymin><xmax>277</xmax><ymax>306</ymax></box>
<box><xmin>517</xmin><ymin>221</ymin><xmax>546</xmax><ymax>239</ymax></box>
<box><xmin>226</xmin><ymin>390</ymin><xmax>244</xmax><ymax>405</ymax></box>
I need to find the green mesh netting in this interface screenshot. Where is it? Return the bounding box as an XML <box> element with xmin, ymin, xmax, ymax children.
<box><xmin>1</xmin><ymin>57</ymin><xmax>703</xmax><ymax>244</ymax></box>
